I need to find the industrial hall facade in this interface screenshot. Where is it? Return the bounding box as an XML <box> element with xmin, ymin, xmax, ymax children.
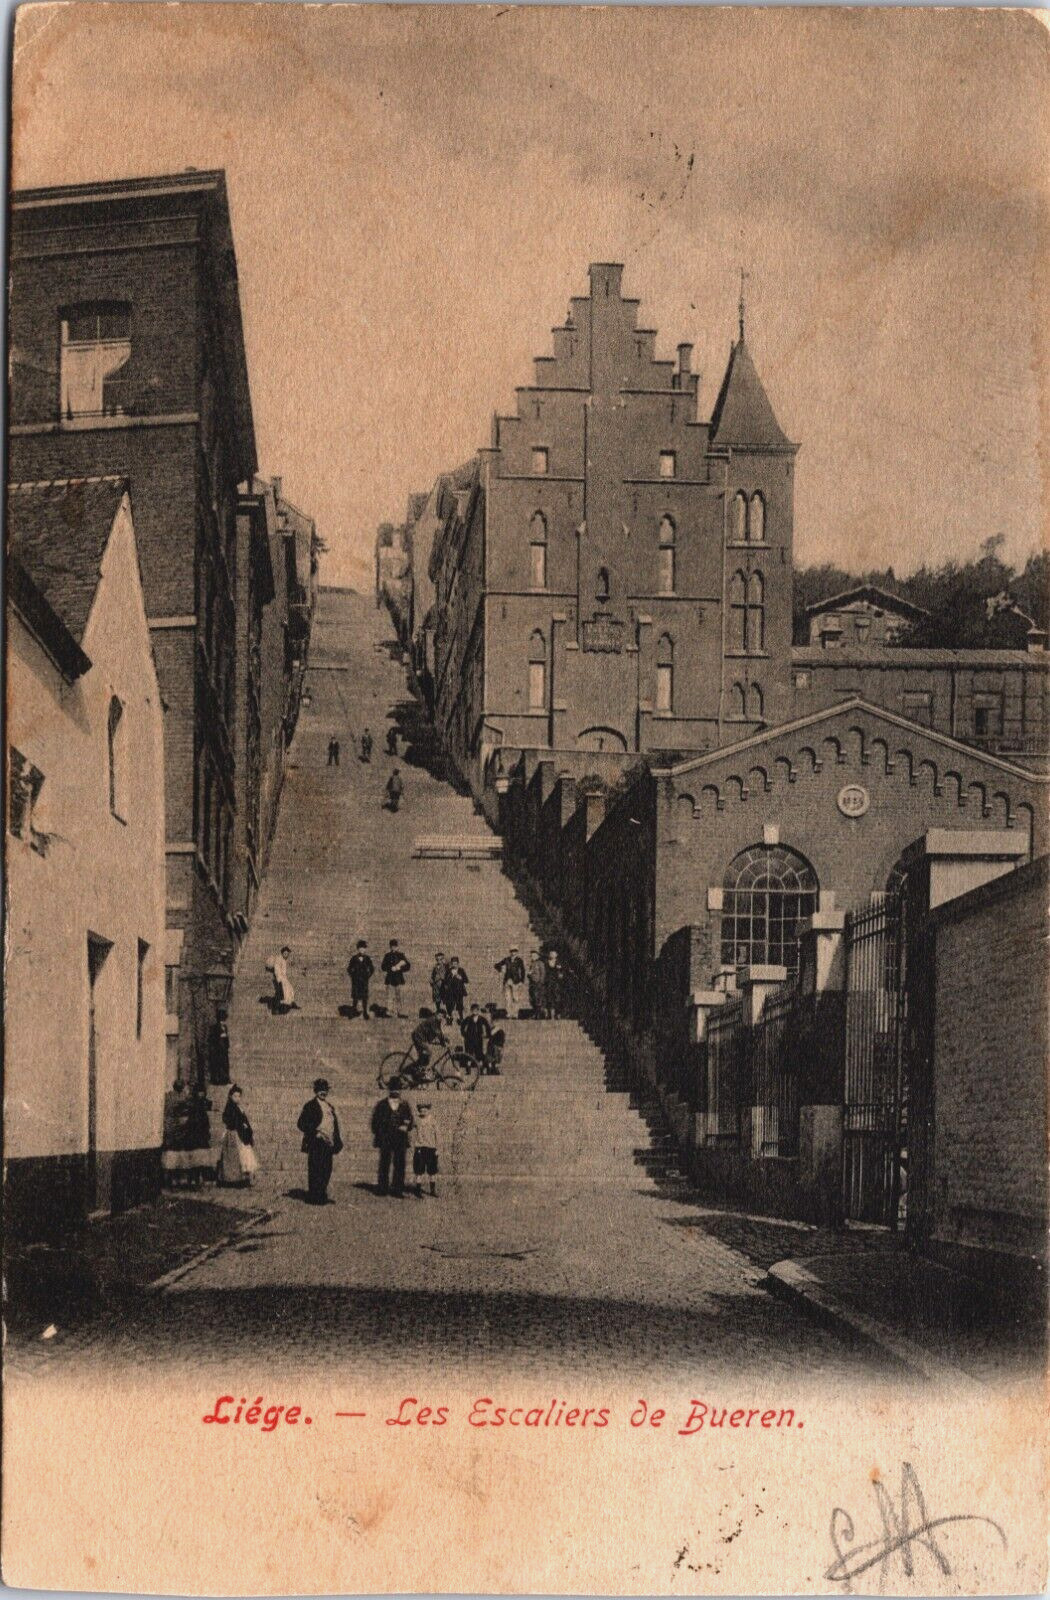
<box><xmin>382</xmin><ymin>262</ymin><xmax>1049</xmax><ymax>1273</ymax></box>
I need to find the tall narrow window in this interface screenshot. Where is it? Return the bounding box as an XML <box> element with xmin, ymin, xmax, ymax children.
<box><xmin>60</xmin><ymin>302</ymin><xmax>131</xmax><ymax>417</ymax></box>
<box><xmin>136</xmin><ymin>939</ymin><xmax>149</xmax><ymax>1039</ymax></box>
<box><xmin>655</xmin><ymin>634</ymin><xmax>674</xmax><ymax>713</ymax></box>
<box><xmin>730</xmin><ymin>571</ymin><xmax>747</xmax><ymax>650</ymax></box>
<box><xmin>746</xmin><ymin>572</ymin><xmax>765</xmax><ymax>652</ymax></box>
<box><xmin>749</xmin><ymin>683</ymin><xmax>764</xmax><ymax>721</ymax></box>
<box><xmin>731</xmin><ymin>682</ymin><xmax>747</xmax><ymax>719</ymax></box>
<box><xmin>733</xmin><ymin>492</ymin><xmax>748</xmax><ymax>543</ymax></box>
<box><xmin>531</xmin><ymin>447</ymin><xmax>549</xmax><ymax>476</ymax></box>
<box><xmin>528</xmin><ymin>630</ymin><xmax>547</xmax><ymax>710</ymax></box>
<box><xmin>107</xmin><ymin>696</ymin><xmax>126</xmax><ymax>818</ymax></box>
<box><xmin>529</xmin><ymin>512</ymin><xmax>548</xmax><ymax>589</ymax></box>
<box><xmin>749</xmin><ymin>493</ymin><xmax>766</xmax><ymax>543</ymax></box>
<box><xmin>658</xmin><ymin>515</ymin><xmax>676</xmax><ymax>595</ymax></box>
<box><xmin>973</xmin><ymin>692</ymin><xmax>1003</xmax><ymax>740</ymax></box>
<box><xmin>902</xmin><ymin>690</ymin><xmax>933</xmax><ymax>728</ymax></box>
<box><xmin>659</xmin><ymin>451</ymin><xmax>676</xmax><ymax>479</ymax></box>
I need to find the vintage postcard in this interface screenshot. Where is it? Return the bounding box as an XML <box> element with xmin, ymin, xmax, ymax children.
<box><xmin>3</xmin><ymin>4</ymin><xmax>1048</xmax><ymax>1594</ymax></box>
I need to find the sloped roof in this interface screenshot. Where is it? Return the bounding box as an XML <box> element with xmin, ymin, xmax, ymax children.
<box><xmin>651</xmin><ymin>697</ymin><xmax>1049</xmax><ymax>784</ymax></box>
<box><xmin>709</xmin><ymin>336</ymin><xmax>792</xmax><ymax>449</ymax></box>
<box><xmin>7</xmin><ymin>477</ymin><xmax>128</xmax><ymax>644</ymax></box>
<box><xmin>804</xmin><ymin>585</ymin><xmax>930</xmax><ymax>621</ymax></box>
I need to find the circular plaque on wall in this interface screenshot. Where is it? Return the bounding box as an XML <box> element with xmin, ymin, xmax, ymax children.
<box><xmin>837</xmin><ymin>783</ymin><xmax>870</xmax><ymax>819</ymax></box>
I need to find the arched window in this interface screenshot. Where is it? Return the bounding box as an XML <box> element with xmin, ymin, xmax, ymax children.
<box><xmin>731</xmin><ymin>681</ymin><xmax>747</xmax><ymax>719</ymax></box>
<box><xmin>529</xmin><ymin>512</ymin><xmax>548</xmax><ymax>589</ymax></box>
<box><xmin>107</xmin><ymin>696</ymin><xmax>125</xmax><ymax>818</ymax></box>
<box><xmin>596</xmin><ymin>566</ymin><xmax>610</xmax><ymax>604</ymax></box>
<box><xmin>658</xmin><ymin>516</ymin><xmax>676</xmax><ymax>595</ymax></box>
<box><xmin>720</xmin><ymin>845</ymin><xmax>818</xmax><ymax>972</ymax></box>
<box><xmin>528</xmin><ymin>630</ymin><xmax>547</xmax><ymax>710</ymax></box>
<box><xmin>749</xmin><ymin>683</ymin><xmax>764</xmax><ymax>721</ymax></box>
<box><xmin>733</xmin><ymin>491</ymin><xmax>747</xmax><ymax>543</ymax></box>
<box><xmin>655</xmin><ymin>634</ymin><xmax>674</xmax><ymax>714</ymax></box>
<box><xmin>749</xmin><ymin>493</ymin><xmax>766</xmax><ymax>543</ymax></box>
<box><xmin>746</xmin><ymin>571</ymin><xmax>765</xmax><ymax>652</ymax></box>
<box><xmin>729</xmin><ymin>571</ymin><xmax>747</xmax><ymax>650</ymax></box>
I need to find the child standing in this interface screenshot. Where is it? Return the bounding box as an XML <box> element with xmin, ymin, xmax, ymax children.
<box><xmin>412</xmin><ymin>1101</ymin><xmax>440</xmax><ymax>1198</ymax></box>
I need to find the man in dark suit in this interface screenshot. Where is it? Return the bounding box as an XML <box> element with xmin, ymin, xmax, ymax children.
<box><xmin>370</xmin><ymin>1083</ymin><xmax>414</xmax><ymax>1197</ymax></box>
<box><xmin>297</xmin><ymin>1077</ymin><xmax>343</xmax><ymax>1204</ymax></box>
<box><xmin>347</xmin><ymin>940</ymin><xmax>375</xmax><ymax>1018</ymax></box>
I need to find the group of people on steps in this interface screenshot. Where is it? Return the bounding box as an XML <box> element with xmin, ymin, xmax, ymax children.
<box><xmin>326</xmin><ymin>724</ymin><xmax>404</xmax><ymax>810</ymax></box>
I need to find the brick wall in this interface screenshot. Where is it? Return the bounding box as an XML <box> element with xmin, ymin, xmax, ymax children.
<box><xmin>928</xmin><ymin>856</ymin><xmax>1048</xmax><ymax>1271</ymax></box>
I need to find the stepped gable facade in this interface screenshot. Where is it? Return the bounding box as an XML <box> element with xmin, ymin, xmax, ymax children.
<box><xmin>426</xmin><ymin>262</ymin><xmax>798</xmax><ymax>783</ymax></box>
<box><xmin>414</xmin><ymin>262</ymin><xmax>1049</xmax><ymax>788</ymax></box>
<box><xmin>8</xmin><ymin>171</ymin><xmax>310</xmax><ymax>1084</ymax></box>
<box><xmin>7</xmin><ymin>480</ymin><xmax>166</xmax><ymax>1234</ymax></box>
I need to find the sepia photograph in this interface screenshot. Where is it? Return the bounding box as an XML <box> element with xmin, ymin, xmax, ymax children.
<box><xmin>3</xmin><ymin>4</ymin><xmax>1048</xmax><ymax>1593</ymax></box>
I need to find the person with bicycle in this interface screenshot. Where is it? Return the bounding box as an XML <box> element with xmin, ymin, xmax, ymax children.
<box><xmin>409</xmin><ymin>1007</ymin><xmax>447</xmax><ymax>1078</ymax></box>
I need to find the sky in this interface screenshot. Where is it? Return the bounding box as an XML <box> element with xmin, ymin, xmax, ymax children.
<box><xmin>12</xmin><ymin>3</ymin><xmax>1048</xmax><ymax>588</ymax></box>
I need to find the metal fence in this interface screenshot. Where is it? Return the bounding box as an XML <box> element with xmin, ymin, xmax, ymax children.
<box><xmin>706</xmin><ymin>995</ymin><xmax>746</xmax><ymax>1142</ymax></box>
<box><xmin>753</xmin><ymin>987</ymin><xmax>804</xmax><ymax>1158</ymax></box>
<box><xmin>843</xmin><ymin>895</ymin><xmax>907</xmax><ymax>1226</ymax></box>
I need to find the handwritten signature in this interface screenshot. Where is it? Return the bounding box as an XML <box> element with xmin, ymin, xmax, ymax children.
<box><xmin>827</xmin><ymin>1461</ymin><xmax>1006</xmax><ymax>1586</ymax></box>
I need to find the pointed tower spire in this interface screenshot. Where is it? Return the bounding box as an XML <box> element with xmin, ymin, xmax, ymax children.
<box><xmin>709</xmin><ymin>309</ymin><xmax>792</xmax><ymax>451</ymax></box>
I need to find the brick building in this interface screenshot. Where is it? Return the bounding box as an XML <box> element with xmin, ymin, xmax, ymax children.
<box><xmin>6</xmin><ymin>480</ymin><xmax>166</xmax><ymax>1234</ymax></box>
<box><xmin>413</xmin><ymin>263</ymin><xmax>1049</xmax><ymax>789</ymax></box>
<box><xmin>924</xmin><ymin>857</ymin><xmax>1047</xmax><ymax>1293</ymax></box>
<box><xmin>375</xmin><ymin>520</ymin><xmax>413</xmax><ymax>641</ymax></box>
<box><xmin>8</xmin><ymin>172</ymin><xmax>311</xmax><ymax>1082</ymax></box>
<box><xmin>426</xmin><ymin>264</ymin><xmax>798</xmax><ymax>784</ymax></box>
<box><xmin>803</xmin><ymin>584</ymin><xmax>929</xmax><ymax>649</ymax></box>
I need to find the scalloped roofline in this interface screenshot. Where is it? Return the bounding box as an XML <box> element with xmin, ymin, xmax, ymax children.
<box><xmin>650</xmin><ymin>698</ymin><xmax>1049</xmax><ymax>783</ymax></box>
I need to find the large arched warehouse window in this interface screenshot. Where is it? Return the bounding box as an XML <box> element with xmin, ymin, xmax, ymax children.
<box><xmin>720</xmin><ymin>844</ymin><xmax>818</xmax><ymax>972</ymax></box>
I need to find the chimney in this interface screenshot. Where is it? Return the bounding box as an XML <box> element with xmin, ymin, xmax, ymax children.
<box><xmin>677</xmin><ymin>343</ymin><xmax>693</xmax><ymax>375</ymax></box>
<box><xmin>271</xmin><ymin>476</ymin><xmax>282</xmax><ymax>503</ymax></box>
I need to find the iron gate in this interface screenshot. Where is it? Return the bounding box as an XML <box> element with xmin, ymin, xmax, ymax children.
<box><xmin>843</xmin><ymin>895</ymin><xmax>907</xmax><ymax>1226</ymax></box>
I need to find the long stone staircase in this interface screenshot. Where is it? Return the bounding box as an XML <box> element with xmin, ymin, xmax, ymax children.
<box><xmin>227</xmin><ymin>588</ymin><xmax>653</xmax><ymax>1194</ymax></box>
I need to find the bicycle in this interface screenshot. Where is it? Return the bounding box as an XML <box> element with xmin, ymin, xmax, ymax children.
<box><xmin>377</xmin><ymin>1044</ymin><xmax>481</xmax><ymax>1092</ymax></box>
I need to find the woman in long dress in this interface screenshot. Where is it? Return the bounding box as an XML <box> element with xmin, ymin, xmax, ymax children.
<box><xmin>219</xmin><ymin>1085</ymin><xmax>258</xmax><ymax>1186</ymax></box>
<box><xmin>267</xmin><ymin>946</ymin><xmax>295</xmax><ymax>1012</ymax></box>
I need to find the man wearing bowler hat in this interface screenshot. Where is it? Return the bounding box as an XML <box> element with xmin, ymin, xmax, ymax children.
<box><xmin>297</xmin><ymin>1077</ymin><xmax>343</xmax><ymax>1204</ymax></box>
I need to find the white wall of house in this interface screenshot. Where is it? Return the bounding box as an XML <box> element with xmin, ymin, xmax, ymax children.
<box><xmin>6</xmin><ymin>496</ymin><xmax>166</xmax><ymax>1202</ymax></box>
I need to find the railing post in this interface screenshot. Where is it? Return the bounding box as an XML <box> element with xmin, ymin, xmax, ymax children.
<box><xmin>737</xmin><ymin>965</ymin><xmax>788</xmax><ymax>1157</ymax></box>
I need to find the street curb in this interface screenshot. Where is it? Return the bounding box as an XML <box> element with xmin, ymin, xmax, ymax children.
<box><xmin>145</xmin><ymin>1208</ymin><xmax>276</xmax><ymax>1296</ymax></box>
<box><xmin>764</xmin><ymin>1258</ymin><xmax>980</xmax><ymax>1388</ymax></box>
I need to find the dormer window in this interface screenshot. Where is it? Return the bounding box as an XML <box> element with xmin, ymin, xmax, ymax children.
<box><xmin>60</xmin><ymin>302</ymin><xmax>131</xmax><ymax>418</ymax></box>
<box><xmin>531</xmin><ymin>447</ymin><xmax>549</xmax><ymax>476</ymax></box>
<box><xmin>659</xmin><ymin>451</ymin><xmax>676</xmax><ymax>479</ymax></box>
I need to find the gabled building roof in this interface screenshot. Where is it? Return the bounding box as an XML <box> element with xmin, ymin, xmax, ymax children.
<box><xmin>804</xmin><ymin>585</ymin><xmax>929</xmax><ymax>621</ymax></box>
<box><xmin>7</xmin><ymin>477</ymin><xmax>130</xmax><ymax>671</ymax></box>
<box><xmin>709</xmin><ymin>335</ymin><xmax>793</xmax><ymax>450</ymax></box>
<box><xmin>651</xmin><ymin>697</ymin><xmax>1049</xmax><ymax>784</ymax></box>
